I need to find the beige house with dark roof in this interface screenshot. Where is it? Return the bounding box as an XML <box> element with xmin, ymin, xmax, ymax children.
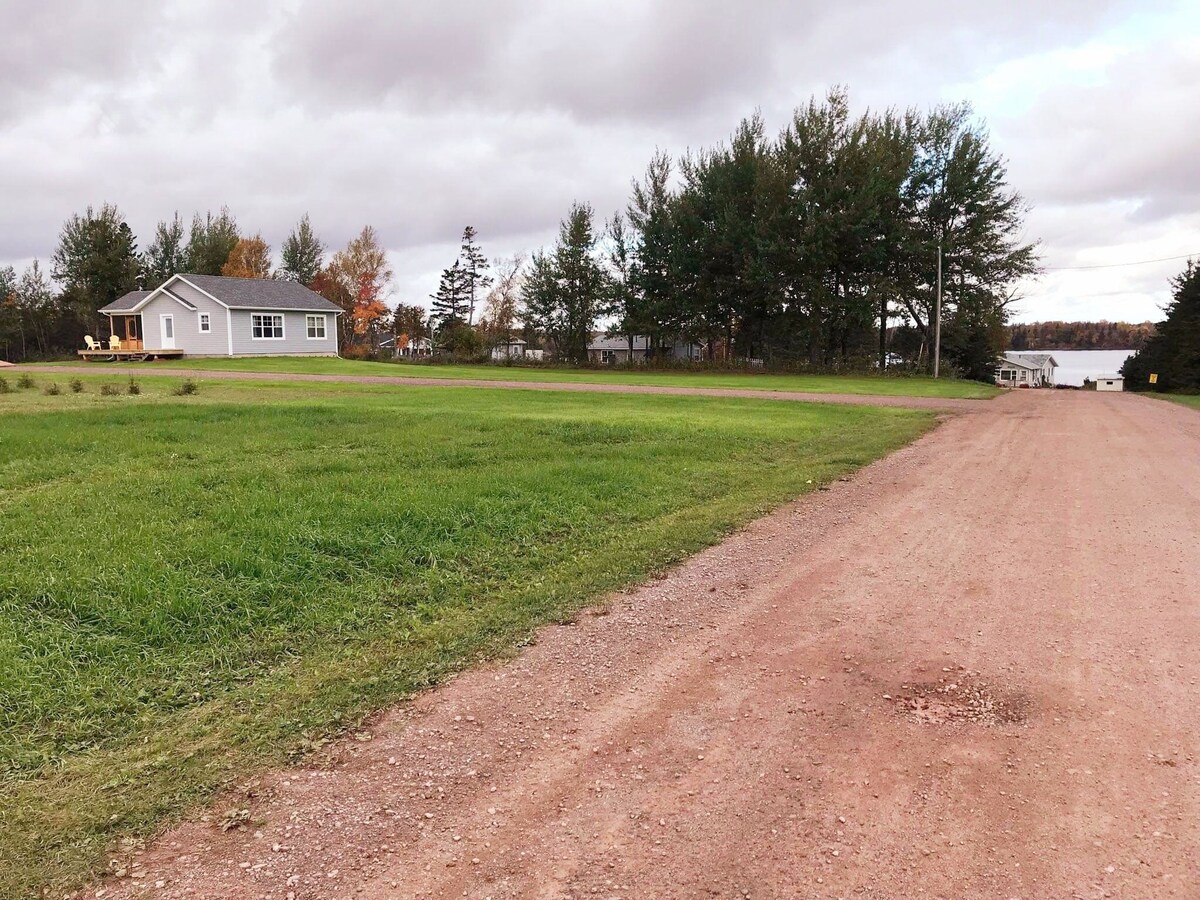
<box><xmin>995</xmin><ymin>351</ymin><xmax>1058</xmax><ymax>387</ymax></box>
<box><xmin>95</xmin><ymin>274</ymin><xmax>342</xmax><ymax>358</ymax></box>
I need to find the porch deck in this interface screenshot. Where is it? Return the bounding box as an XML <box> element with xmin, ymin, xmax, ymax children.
<box><xmin>77</xmin><ymin>348</ymin><xmax>186</xmax><ymax>361</ymax></box>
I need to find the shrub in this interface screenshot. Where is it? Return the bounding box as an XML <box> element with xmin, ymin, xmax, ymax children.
<box><xmin>0</xmin><ymin>377</ymin><xmax>10</xmax><ymax>394</ymax></box>
<box><xmin>173</xmin><ymin>379</ymin><xmax>199</xmax><ymax>396</ymax></box>
<box><xmin>100</xmin><ymin>383</ymin><xmax>121</xmax><ymax>396</ymax></box>
<box><xmin>70</xmin><ymin>378</ymin><xmax>85</xmax><ymax>394</ymax></box>
<box><xmin>17</xmin><ymin>374</ymin><xmax>35</xmax><ymax>389</ymax></box>
<box><xmin>126</xmin><ymin>378</ymin><xmax>141</xmax><ymax>396</ymax></box>
<box><xmin>44</xmin><ymin>383</ymin><xmax>62</xmax><ymax>396</ymax></box>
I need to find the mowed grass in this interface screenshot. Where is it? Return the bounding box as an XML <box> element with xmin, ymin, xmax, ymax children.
<box><xmin>1159</xmin><ymin>394</ymin><xmax>1200</xmax><ymax>409</ymax></box>
<box><xmin>0</xmin><ymin>374</ymin><xmax>934</xmax><ymax>896</ymax></box>
<box><xmin>55</xmin><ymin>354</ymin><xmax>1001</xmax><ymax>399</ymax></box>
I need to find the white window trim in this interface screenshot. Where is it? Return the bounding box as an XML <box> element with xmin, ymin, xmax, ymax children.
<box><xmin>251</xmin><ymin>313</ymin><xmax>286</xmax><ymax>341</ymax></box>
<box><xmin>198</xmin><ymin>312</ymin><xmax>211</xmax><ymax>333</ymax></box>
<box><xmin>305</xmin><ymin>314</ymin><xmax>328</xmax><ymax>340</ymax></box>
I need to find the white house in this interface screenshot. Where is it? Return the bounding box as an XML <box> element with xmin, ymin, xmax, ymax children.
<box><xmin>995</xmin><ymin>351</ymin><xmax>1058</xmax><ymax>388</ymax></box>
<box><xmin>92</xmin><ymin>274</ymin><xmax>342</xmax><ymax>359</ymax></box>
<box><xmin>379</xmin><ymin>335</ymin><xmax>433</xmax><ymax>358</ymax></box>
<box><xmin>491</xmin><ymin>338</ymin><xmax>528</xmax><ymax>361</ymax></box>
<box><xmin>1095</xmin><ymin>374</ymin><xmax>1124</xmax><ymax>392</ymax></box>
<box><xmin>587</xmin><ymin>334</ymin><xmax>705</xmax><ymax>365</ymax></box>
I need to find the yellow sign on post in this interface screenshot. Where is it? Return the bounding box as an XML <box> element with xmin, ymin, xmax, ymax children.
<box><xmin>1149</xmin><ymin>373</ymin><xmax>1158</xmax><ymax>384</ymax></box>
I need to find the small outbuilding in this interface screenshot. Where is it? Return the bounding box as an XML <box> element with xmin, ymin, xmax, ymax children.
<box><xmin>1095</xmin><ymin>374</ymin><xmax>1124</xmax><ymax>392</ymax></box>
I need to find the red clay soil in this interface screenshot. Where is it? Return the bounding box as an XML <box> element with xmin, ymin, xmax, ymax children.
<box><xmin>20</xmin><ymin>364</ymin><xmax>981</xmax><ymax>411</ymax></box>
<box><xmin>85</xmin><ymin>392</ymin><xmax>1198</xmax><ymax>899</ymax></box>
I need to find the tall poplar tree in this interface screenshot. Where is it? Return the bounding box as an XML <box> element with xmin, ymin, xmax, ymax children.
<box><xmin>141</xmin><ymin>213</ymin><xmax>187</xmax><ymax>286</ymax></box>
<box><xmin>185</xmin><ymin>208</ymin><xmax>240</xmax><ymax>275</ymax></box>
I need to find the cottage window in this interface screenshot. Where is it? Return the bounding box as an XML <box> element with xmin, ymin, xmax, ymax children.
<box><xmin>252</xmin><ymin>314</ymin><xmax>284</xmax><ymax>339</ymax></box>
<box><xmin>306</xmin><ymin>314</ymin><xmax>327</xmax><ymax>339</ymax></box>
<box><xmin>199</xmin><ymin>313</ymin><xmax>211</xmax><ymax>333</ymax></box>
<box><xmin>601</xmin><ymin>349</ymin><xmax>616</xmax><ymax>364</ymax></box>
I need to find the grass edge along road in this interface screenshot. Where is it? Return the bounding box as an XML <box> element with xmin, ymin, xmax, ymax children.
<box><xmin>35</xmin><ymin>355</ymin><xmax>1001</xmax><ymax>399</ymax></box>
<box><xmin>1</xmin><ymin>375</ymin><xmax>935</xmax><ymax>898</ymax></box>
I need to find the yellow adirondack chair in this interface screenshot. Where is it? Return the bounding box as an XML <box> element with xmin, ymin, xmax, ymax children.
<box><xmin>108</xmin><ymin>335</ymin><xmax>122</xmax><ymax>350</ymax></box>
<box><xmin>84</xmin><ymin>335</ymin><xmax>102</xmax><ymax>351</ymax></box>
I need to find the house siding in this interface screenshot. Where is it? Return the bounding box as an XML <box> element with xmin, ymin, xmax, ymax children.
<box><xmin>138</xmin><ymin>289</ymin><xmax>230</xmax><ymax>355</ymax></box>
<box><xmin>229</xmin><ymin>309</ymin><xmax>338</xmax><ymax>356</ymax></box>
<box><xmin>147</xmin><ymin>282</ymin><xmax>230</xmax><ymax>355</ymax></box>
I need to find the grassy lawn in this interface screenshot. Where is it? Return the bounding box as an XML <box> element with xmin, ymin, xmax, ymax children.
<box><xmin>1158</xmin><ymin>394</ymin><xmax>1200</xmax><ymax>409</ymax></box>
<box><xmin>0</xmin><ymin>372</ymin><xmax>934</xmax><ymax>897</ymax></box>
<box><xmin>47</xmin><ymin>355</ymin><xmax>1001</xmax><ymax>399</ymax></box>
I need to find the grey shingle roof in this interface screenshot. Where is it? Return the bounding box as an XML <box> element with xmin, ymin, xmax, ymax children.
<box><xmin>180</xmin><ymin>274</ymin><xmax>342</xmax><ymax>312</ymax></box>
<box><xmin>99</xmin><ymin>290</ymin><xmax>152</xmax><ymax>312</ymax></box>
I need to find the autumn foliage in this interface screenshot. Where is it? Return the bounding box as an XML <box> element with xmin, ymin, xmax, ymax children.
<box><xmin>312</xmin><ymin>226</ymin><xmax>393</xmax><ymax>348</ymax></box>
<box><xmin>221</xmin><ymin>235</ymin><xmax>272</xmax><ymax>279</ymax></box>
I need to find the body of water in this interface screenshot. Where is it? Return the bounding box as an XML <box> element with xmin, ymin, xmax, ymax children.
<box><xmin>1039</xmin><ymin>349</ymin><xmax>1137</xmax><ymax>387</ymax></box>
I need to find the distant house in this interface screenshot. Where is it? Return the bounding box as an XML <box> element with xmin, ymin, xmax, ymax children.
<box><xmin>586</xmin><ymin>334</ymin><xmax>705</xmax><ymax>365</ymax></box>
<box><xmin>1095</xmin><ymin>374</ymin><xmax>1124</xmax><ymax>392</ymax></box>
<box><xmin>379</xmin><ymin>335</ymin><xmax>433</xmax><ymax>358</ymax></box>
<box><xmin>995</xmin><ymin>352</ymin><xmax>1057</xmax><ymax>387</ymax></box>
<box><xmin>93</xmin><ymin>274</ymin><xmax>342</xmax><ymax>358</ymax></box>
<box><xmin>491</xmin><ymin>338</ymin><xmax>527</xmax><ymax>361</ymax></box>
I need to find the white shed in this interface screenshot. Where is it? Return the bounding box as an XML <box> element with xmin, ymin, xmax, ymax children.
<box><xmin>1095</xmin><ymin>374</ymin><xmax>1124</xmax><ymax>392</ymax></box>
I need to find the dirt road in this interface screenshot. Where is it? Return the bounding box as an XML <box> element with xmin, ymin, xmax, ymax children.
<box><xmin>19</xmin><ymin>364</ymin><xmax>982</xmax><ymax>411</ymax></box>
<box><xmin>90</xmin><ymin>392</ymin><xmax>1198</xmax><ymax>899</ymax></box>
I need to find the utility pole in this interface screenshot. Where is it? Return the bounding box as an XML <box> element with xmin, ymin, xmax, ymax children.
<box><xmin>933</xmin><ymin>242</ymin><xmax>943</xmax><ymax>378</ymax></box>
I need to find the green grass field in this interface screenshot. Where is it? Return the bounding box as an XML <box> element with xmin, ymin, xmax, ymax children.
<box><xmin>56</xmin><ymin>355</ymin><xmax>1001</xmax><ymax>399</ymax></box>
<box><xmin>1159</xmin><ymin>394</ymin><xmax>1200</xmax><ymax>409</ymax></box>
<box><xmin>0</xmin><ymin>373</ymin><xmax>933</xmax><ymax>896</ymax></box>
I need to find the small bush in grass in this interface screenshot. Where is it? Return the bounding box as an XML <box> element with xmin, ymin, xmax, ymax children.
<box><xmin>44</xmin><ymin>382</ymin><xmax>62</xmax><ymax>396</ymax></box>
<box><xmin>100</xmin><ymin>383</ymin><xmax>121</xmax><ymax>396</ymax></box>
<box><xmin>126</xmin><ymin>378</ymin><xmax>141</xmax><ymax>396</ymax></box>
<box><xmin>0</xmin><ymin>377</ymin><xmax>10</xmax><ymax>394</ymax></box>
<box><xmin>173</xmin><ymin>379</ymin><xmax>199</xmax><ymax>396</ymax></box>
<box><xmin>16</xmin><ymin>373</ymin><xmax>34</xmax><ymax>389</ymax></box>
<box><xmin>70</xmin><ymin>378</ymin><xmax>85</xmax><ymax>393</ymax></box>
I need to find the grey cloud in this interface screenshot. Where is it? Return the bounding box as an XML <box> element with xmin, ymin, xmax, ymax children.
<box><xmin>0</xmin><ymin>0</ymin><xmax>1192</xmax><ymax>322</ymax></box>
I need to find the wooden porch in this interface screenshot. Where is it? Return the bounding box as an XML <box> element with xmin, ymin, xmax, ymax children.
<box><xmin>77</xmin><ymin>347</ymin><xmax>185</xmax><ymax>361</ymax></box>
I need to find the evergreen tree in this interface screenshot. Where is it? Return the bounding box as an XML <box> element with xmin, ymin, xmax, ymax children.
<box><xmin>521</xmin><ymin>202</ymin><xmax>610</xmax><ymax>363</ymax></box>
<box><xmin>1122</xmin><ymin>261</ymin><xmax>1200</xmax><ymax>392</ymax></box>
<box><xmin>279</xmin><ymin>214</ymin><xmax>325</xmax><ymax>285</ymax></box>
<box><xmin>185</xmin><ymin>208</ymin><xmax>240</xmax><ymax>275</ymax></box>
<box><xmin>430</xmin><ymin>261</ymin><xmax>469</xmax><ymax>327</ymax></box>
<box><xmin>141</xmin><ymin>213</ymin><xmax>187</xmax><ymax>287</ymax></box>
<box><xmin>625</xmin><ymin>151</ymin><xmax>678</xmax><ymax>355</ymax></box>
<box><xmin>458</xmin><ymin>226</ymin><xmax>492</xmax><ymax>326</ymax></box>
<box><xmin>51</xmin><ymin>203</ymin><xmax>140</xmax><ymax>329</ymax></box>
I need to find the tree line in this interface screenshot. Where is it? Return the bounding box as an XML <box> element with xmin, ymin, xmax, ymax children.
<box><xmin>3</xmin><ymin>89</ymin><xmax>1039</xmax><ymax>378</ymax></box>
<box><xmin>0</xmin><ymin>206</ymin><xmax>395</xmax><ymax>360</ymax></box>
<box><xmin>504</xmin><ymin>88</ymin><xmax>1039</xmax><ymax>375</ymax></box>
<box><xmin>1008</xmin><ymin>320</ymin><xmax>1156</xmax><ymax>352</ymax></box>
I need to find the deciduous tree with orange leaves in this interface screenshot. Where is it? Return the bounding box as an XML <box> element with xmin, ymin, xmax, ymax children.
<box><xmin>318</xmin><ymin>226</ymin><xmax>393</xmax><ymax>349</ymax></box>
<box><xmin>221</xmin><ymin>235</ymin><xmax>272</xmax><ymax>279</ymax></box>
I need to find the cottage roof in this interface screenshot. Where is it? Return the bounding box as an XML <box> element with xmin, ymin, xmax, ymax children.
<box><xmin>99</xmin><ymin>274</ymin><xmax>342</xmax><ymax>314</ymax></box>
<box><xmin>102</xmin><ymin>290</ymin><xmax>152</xmax><ymax>312</ymax></box>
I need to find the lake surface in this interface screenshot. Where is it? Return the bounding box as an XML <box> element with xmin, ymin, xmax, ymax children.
<box><xmin>1039</xmin><ymin>349</ymin><xmax>1138</xmax><ymax>386</ymax></box>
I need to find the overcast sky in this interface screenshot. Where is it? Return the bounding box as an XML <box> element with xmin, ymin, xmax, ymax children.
<box><xmin>3</xmin><ymin>0</ymin><xmax>1198</xmax><ymax>323</ymax></box>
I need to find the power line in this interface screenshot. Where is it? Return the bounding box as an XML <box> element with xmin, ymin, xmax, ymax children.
<box><xmin>1044</xmin><ymin>251</ymin><xmax>1199</xmax><ymax>271</ymax></box>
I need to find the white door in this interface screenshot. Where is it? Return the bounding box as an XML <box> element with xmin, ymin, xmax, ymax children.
<box><xmin>160</xmin><ymin>315</ymin><xmax>175</xmax><ymax>349</ymax></box>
